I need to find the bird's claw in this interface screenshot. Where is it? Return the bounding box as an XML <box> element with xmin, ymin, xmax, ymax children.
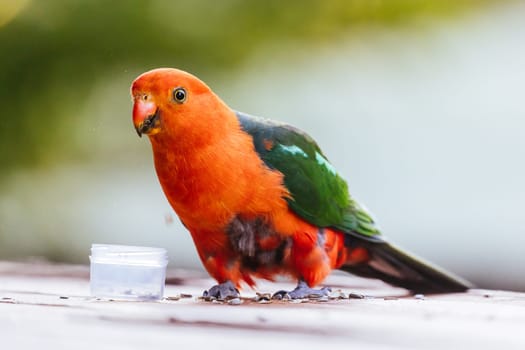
<box><xmin>272</xmin><ymin>281</ymin><xmax>331</xmax><ymax>300</ymax></box>
<box><xmin>203</xmin><ymin>281</ymin><xmax>240</xmax><ymax>301</ymax></box>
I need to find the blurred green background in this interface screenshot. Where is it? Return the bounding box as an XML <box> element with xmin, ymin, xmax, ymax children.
<box><xmin>1</xmin><ymin>0</ymin><xmax>524</xmax><ymax>290</ymax></box>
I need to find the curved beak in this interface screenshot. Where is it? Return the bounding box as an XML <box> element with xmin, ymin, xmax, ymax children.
<box><xmin>133</xmin><ymin>99</ymin><xmax>160</xmax><ymax>137</ymax></box>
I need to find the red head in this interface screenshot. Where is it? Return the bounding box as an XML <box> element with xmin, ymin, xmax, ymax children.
<box><xmin>131</xmin><ymin>68</ymin><xmax>232</xmax><ymax>147</ymax></box>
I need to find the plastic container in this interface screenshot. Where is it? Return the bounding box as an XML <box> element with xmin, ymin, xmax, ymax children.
<box><xmin>89</xmin><ymin>244</ymin><xmax>168</xmax><ymax>301</ymax></box>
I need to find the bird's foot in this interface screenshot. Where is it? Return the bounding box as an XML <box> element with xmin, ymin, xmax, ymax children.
<box><xmin>202</xmin><ymin>281</ymin><xmax>240</xmax><ymax>301</ymax></box>
<box><xmin>272</xmin><ymin>280</ymin><xmax>331</xmax><ymax>300</ymax></box>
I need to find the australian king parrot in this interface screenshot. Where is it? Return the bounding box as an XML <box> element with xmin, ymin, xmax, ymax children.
<box><xmin>131</xmin><ymin>68</ymin><xmax>470</xmax><ymax>299</ymax></box>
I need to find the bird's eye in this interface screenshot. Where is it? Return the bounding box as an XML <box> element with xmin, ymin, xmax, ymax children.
<box><xmin>172</xmin><ymin>87</ymin><xmax>187</xmax><ymax>103</ymax></box>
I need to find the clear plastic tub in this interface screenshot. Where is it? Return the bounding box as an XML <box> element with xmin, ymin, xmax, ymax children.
<box><xmin>90</xmin><ymin>244</ymin><xmax>168</xmax><ymax>301</ymax></box>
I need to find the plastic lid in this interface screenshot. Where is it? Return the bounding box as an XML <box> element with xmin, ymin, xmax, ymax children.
<box><xmin>90</xmin><ymin>244</ymin><xmax>168</xmax><ymax>267</ymax></box>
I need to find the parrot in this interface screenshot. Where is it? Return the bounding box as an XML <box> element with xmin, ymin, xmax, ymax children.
<box><xmin>131</xmin><ymin>68</ymin><xmax>471</xmax><ymax>300</ymax></box>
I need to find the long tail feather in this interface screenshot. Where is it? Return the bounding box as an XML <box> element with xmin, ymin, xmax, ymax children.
<box><xmin>340</xmin><ymin>241</ymin><xmax>472</xmax><ymax>294</ymax></box>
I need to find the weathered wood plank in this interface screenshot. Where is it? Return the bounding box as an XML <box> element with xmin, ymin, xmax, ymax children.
<box><xmin>1</xmin><ymin>261</ymin><xmax>524</xmax><ymax>350</ymax></box>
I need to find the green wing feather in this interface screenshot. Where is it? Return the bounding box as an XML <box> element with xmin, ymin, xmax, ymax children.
<box><xmin>235</xmin><ymin>111</ymin><xmax>381</xmax><ymax>240</ymax></box>
<box><xmin>236</xmin><ymin>111</ymin><xmax>472</xmax><ymax>293</ymax></box>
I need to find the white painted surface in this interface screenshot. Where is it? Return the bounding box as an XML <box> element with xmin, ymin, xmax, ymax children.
<box><xmin>1</xmin><ymin>262</ymin><xmax>525</xmax><ymax>350</ymax></box>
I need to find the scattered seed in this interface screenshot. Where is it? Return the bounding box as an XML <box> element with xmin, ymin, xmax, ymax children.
<box><xmin>228</xmin><ymin>298</ymin><xmax>242</xmax><ymax>305</ymax></box>
<box><xmin>59</xmin><ymin>296</ymin><xmax>69</xmax><ymax>300</ymax></box>
<box><xmin>200</xmin><ymin>295</ymin><xmax>217</xmax><ymax>302</ymax></box>
<box><xmin>329</xmin><ymin>290</ymin><xmax>348</xmax><ymax>299</ymax></box>
<box><xmin>180</xmin><ymin>293</ymin><xmax>193</xmax><ymax>298</ymax></box>
<box><xmin>165</xmin><ymin>296</ymin><xmax>181</xmax><ymax>301</ymax></box>
<box><xmin>348</xmin><ymin>293</ymin><xmax>365</xmax><ymax>299</ymax></box>
<box><xmin>253</xmin><ymin>292</ymin><xmax>272</xmax><ymax>302</ymax></box>
<box><xmin>258</xmin><ymin>299</ymin><xmax>272</xmax><ymax>304</ymax></box>
<box><xmin>272</xmin><ymin>293</ymin><xmax>290</xmax><ymax>301</ymax></box>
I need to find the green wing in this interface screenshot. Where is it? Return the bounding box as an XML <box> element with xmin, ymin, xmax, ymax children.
<box><xmin>236</xmin><ymin>111</ymin><xmax>382</xmax><ymax>240</ymax></box>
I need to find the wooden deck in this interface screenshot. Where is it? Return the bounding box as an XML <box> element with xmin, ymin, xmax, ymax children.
<box><xmin>1</xmin><ymin>261</ymin><xmax>524</xmax><ymax>349</ymax></box>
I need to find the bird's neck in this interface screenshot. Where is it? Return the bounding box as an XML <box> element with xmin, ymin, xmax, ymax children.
<box><xmin>146</xmin><ymin>109</ymin><xmax>243</xmax><ymax>228</ymax></box>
